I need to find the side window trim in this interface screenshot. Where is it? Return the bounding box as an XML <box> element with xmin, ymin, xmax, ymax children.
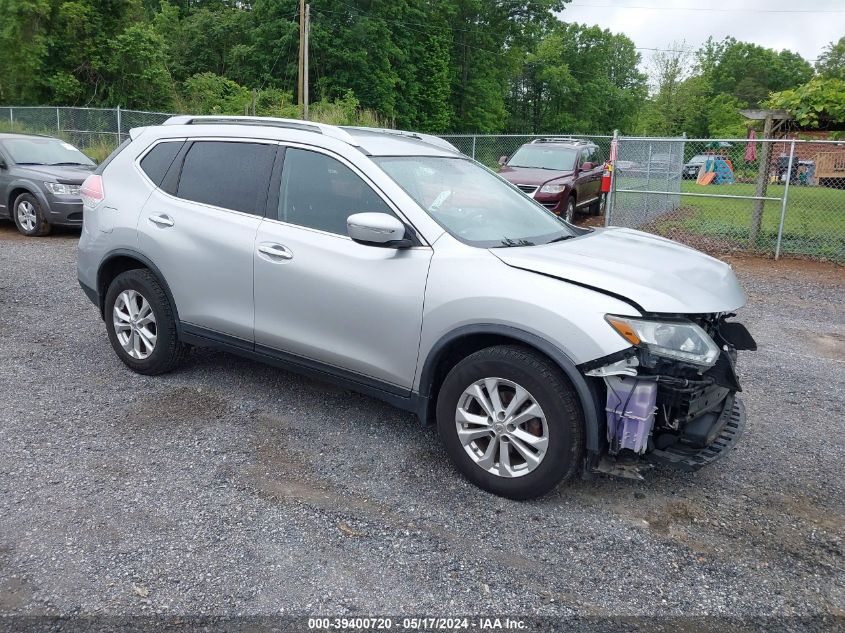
<box><xmin>273</xmin><ymin>142</ymin><xmax>425</xmax><ymax>246</ymax></box>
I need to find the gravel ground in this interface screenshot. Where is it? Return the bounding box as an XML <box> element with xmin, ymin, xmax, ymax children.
<box><xmin>0</xmin><ymin>222</ymin><xmax>843</xmax><ymax>620</ymax></box>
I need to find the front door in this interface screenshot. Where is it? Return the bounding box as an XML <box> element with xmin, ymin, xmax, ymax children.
<box><xmin>253</xmin><ymin>146</ymin><xmax>432</xmax><ymax>391</ymax></box>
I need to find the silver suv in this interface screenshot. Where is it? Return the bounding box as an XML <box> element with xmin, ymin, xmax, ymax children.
<box><xmin>77</xmin><ymin>116</ymin><xmax>755</xmax><ymax>499</ymax></box>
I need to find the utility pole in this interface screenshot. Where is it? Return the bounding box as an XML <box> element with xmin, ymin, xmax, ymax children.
<box><xmin>298</xmin><ymin>1</ymin><xmax>310</xmax><ymax>120</ymax></box>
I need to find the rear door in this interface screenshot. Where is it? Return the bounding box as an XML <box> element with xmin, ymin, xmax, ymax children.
<box><xmin>137</xmin><ymin>138</ymin><xmax>277</xmax><ymax>344</ymax></box>
<box><xmin>253</xmin><ymin>145</ymin><xmax>432</xmax><ymax>390</ymax></box>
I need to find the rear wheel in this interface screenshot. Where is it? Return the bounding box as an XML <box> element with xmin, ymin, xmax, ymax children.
<box><xmin>104</xmin><ymin>269</ymin><xmax>190</xmax><ymax>375</ymax></box>
<box><xmin>590</xmin><ymin>192</ymin><xmax>606</xmax><ymax>216</ymax></box>
<box><xmin>436</xmin><ymin>345</ymin><xmax>584</xmax><ymax>499</ymax></box>
<box><xmin>13</xmin><ymin>193</ymin><xmax>51</xmax><ymax>236</ymax></box>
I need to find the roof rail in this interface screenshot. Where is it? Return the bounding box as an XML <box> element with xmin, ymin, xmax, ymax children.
<box><xmin>162</xmin><ymin>115</ymin><xmax>359</xmax><ymax>146</ymax></box>
<box><xmin>530</xmin><ymin>137</ymin><xmax>591</xmax><ymax>145</ymax></box>
<box><xmin>341</xmin><ymin>126</ymin><xmax>459</xmax><ymax>152</ymax></box>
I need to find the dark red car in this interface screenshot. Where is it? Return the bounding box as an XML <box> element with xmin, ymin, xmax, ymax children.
<box><xmin>498</xmin><ymin>138</ymin><xmax>606</xmax><ymax>222</ymax></box>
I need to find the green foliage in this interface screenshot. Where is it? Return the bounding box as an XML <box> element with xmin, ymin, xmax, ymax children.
<box><xmin>766</xmin><ymin>78</ymin><xmax>845</xmax><ymax>128</ymax></box>
<box><xmin>816</xmin><ymin>37</ymin><xmax>845</xmax><ymax>81</ymax></box>
<box><xmin>0</xmin><ymin>0</ymin><xmax>834</xmax><ymax>135</ymax></box>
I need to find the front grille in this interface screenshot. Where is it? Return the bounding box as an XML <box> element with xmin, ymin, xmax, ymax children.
<box><xmin>516</xmin><ymin>184</ymin><xmax>538</xmax><ymax>195</ymax></box>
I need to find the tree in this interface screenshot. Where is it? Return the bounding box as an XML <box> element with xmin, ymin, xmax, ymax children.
<box><xmin>514</xmin><ymin>23</ymin><xmax>645</xmax><ymax>133</ymax></box>
<box><xmin>816</xmin><ymin>37</ymin><xmax>845</xmax><ymax>81</ymax></box>
<box><xmin>106</xmin><ymin>25</ymin><xmax>175</xmax><ymax>109</ymax></box>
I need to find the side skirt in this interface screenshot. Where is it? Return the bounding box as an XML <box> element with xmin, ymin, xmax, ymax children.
<box><xmin>179</xmin><ymin>324</ymin><xmax>429</xmax><ymax>420</ymax></box>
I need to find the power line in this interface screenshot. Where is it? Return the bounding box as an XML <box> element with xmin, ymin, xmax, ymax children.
<box><xmin>566</xmin><ymin>3</ymin><xmax>845</xmax><ymax>13</ymax></box>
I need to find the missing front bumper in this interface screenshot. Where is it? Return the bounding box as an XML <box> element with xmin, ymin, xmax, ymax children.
<box><xmin>645</xmin><ymin>397</ymin><xmax>745</xmax><ymax>471</ymax></box>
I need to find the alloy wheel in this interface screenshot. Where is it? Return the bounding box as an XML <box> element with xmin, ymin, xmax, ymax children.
<box><xmin>113</xmin><ymin>289</ymin><xmax>157</xmax><ymax>359</ymax></box>
<box><xmin>455</xmin><ymin>377</ymin><xmax>549</xmax><ymax>478</ymax></box>
<box><xmin>565</xmin><ymin>199</ymin><xmax>575</xmax><ymax>223</ymax></box>
<box><xmin>17</xmin><ymin>200</ymin><xmax>37</xmax><ymax>232</ymax></box>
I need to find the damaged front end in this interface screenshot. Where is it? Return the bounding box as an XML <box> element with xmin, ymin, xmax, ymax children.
<box><xmin>583</xmin><ymin>313</ymin><xmax>756</xmax><ymax>479</ymax></box>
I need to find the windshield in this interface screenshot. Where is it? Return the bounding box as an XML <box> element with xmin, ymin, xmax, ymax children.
<box><xmin>2</xmin><ymin>137</ymin><xmax>94</xmax><ymax>166</ymax></box>
<box><xmin>506</xmin><ymin>145</ymin><xmax>577</xmax><ymax>171</ymax></box>
<box><xmin>374</xmin><ymin>156</ymin><xmax>576</xmax><ymax>247</ymax></box>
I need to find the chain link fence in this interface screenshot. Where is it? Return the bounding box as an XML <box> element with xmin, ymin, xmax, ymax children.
<box><xmin>609</xmin><ymin>136</ymin><xmax>845</xmax><ymax>261</ymax></box>
<box><xmin>2</xmin><ymin>106</ymin><xmax>843</xmax><ymax>261</ymax></box>
<box><xmin>0</xmin><ymin>106</ymin><xmax>172</xmax><ymax>155</ymax></box>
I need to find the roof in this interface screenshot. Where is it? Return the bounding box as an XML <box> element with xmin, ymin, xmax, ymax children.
<box><xmin>156</xmin><ymin>116</ymin><xmax>461</xmax><ymax>158</ymax></box>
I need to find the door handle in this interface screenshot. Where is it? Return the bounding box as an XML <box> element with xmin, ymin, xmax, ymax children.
<box><xmin>148</xmin><ymin>214</ymin><xmax>174</xmax><ymax>228</ymax></box>
<box><xmin>258</xmin><ymin>243</ymin><xmax>293</xmax><ymax>260</ymax></box>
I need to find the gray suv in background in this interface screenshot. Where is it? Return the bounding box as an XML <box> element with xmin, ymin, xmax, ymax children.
<box><xmin>77</xmin><ymin>116</ymin><xmax>755</xmax><ymax>499</ymax></box>
<box><xmin>0</xmin><ymin>133</ymin><xmax>96</xmax><ymax>236</ymax></box>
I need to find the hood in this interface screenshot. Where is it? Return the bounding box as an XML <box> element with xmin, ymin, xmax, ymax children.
<box><xmin>14</xmin><ymin>163</ymin><xmax>95</xmax><ymax>184</ymax></box>
<box><xmin>498</xmin><ymin>166</ymin><xmax>574</xmax><ymax>187</ymax></box>
<box><xmin>491</xmin><ymin>227</ymin><xmax>746</xmax><ymax>314</ymax></box>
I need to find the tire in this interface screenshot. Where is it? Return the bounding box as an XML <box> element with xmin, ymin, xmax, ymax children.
<box><xmin>104</xmin><ymin>269</ymin><xmax>190</xmax><ymax>375</ymax></box>
<box><xmin>563</xmin><ymin>196</ymin><xmax>576</xmax><ymax>223</ymax></box>
<box><xmin>13</xmin><ymin>192</ymin><xmax>51</xmax><ymax>236</ymax></box>
<box><xmin>589</xmin><ymin>192</ymin><xmax>606</xmax><ymax>216</ymax></box>
<box><xmin>436</xmin><ymin>345</ymin><xmax>584</xmax><ymax>500</ymax></box>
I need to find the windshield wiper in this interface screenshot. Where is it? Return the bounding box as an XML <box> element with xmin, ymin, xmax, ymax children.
<box><xmin>50</xmin><ymin>162</ymin><xmax>89</xmax><ymax>166</ymax></box>
<box><xmin>545</xmin><ymin>235</ymin><xmax>575</xmax><ymax>244</ymax></box>
<box><xmin>498</xmin><ymin>237</ymin><xmax>535</xmax><ymax>248</ymax></box>
<box><xmin>13</xmin><ymin>162</ymin><xmax>44</xmax><ymax>165</ymax></box>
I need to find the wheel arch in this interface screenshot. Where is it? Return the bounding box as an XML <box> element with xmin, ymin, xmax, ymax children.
<box><xmin>97</xmin><ymin>250</ymin><xmax>180</xmax><ymax>325</ymax></box>
<box><xmin>8</xmin><ymin>184</ymin><xmax>46</xmax><ymax>215</ymax></box>
<box><xmin>417</xmin><ymin>324</ymin><xmax>601</xmax><ymax>454</ymax></box>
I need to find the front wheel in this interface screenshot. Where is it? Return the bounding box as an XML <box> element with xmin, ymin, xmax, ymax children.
<box><xmin>13</xmin><ymin>193</ymin><xmax>51</xmax><ymax>236</ymax></box>
<box><xmin>563</xmin><ymin>196</ymin><xmax>576</xmax><ymax>223</ymax></box>
<box><xmin>436</xmin><ymin>345</ymin><xmax>584</xmax><ymax>499</ymax></box>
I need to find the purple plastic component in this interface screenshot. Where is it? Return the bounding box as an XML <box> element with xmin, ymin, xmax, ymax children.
<box><xmin>605</xmin><ymin>376</ymin><xmax>657</xmax><ymax>454</ymax></box>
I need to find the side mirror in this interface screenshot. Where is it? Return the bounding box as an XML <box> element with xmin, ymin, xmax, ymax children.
<box><xmin>581</xmin><ymin>161</ymin><xmax>596</xmax><ymax>170</ymax></box>
<box><xmin>0</xmin><ymin>159</ymin><xmax>7</xmax><ymax>170</ymax></box>
<box><xmin>347</xmin><ymin>213</ymin><xmax>412</xmax><ymax>249</ymax></box>
<box><xmin>498</xmin><ymin>156</ymin><xmax>508</xmax><ymax>166</ymax></box>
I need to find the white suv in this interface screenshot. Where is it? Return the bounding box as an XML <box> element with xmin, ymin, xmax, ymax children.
<box><xmin>77</xmin><ymin>116</ymin><xmax>755</xmax><ymax>499</ymax></box>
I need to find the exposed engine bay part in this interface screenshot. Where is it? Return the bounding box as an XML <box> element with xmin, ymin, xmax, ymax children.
<box><xmin>604</xmin><ymin>376</ymin><xmax>657</xmax><ymax>454</ymax></box>
<box><xmin>585</xmin><ymin>356</ymin><xmax>639</xmax><ymax>377</ymax></box>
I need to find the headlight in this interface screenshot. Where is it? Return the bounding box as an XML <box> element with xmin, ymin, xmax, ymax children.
<box><xmin>539</xmin><ymin>183</ymin><xmax>568</xmax><ymax>194</ymax></box>
<box><xmin>605</xmin><ymin>315</ymin><xmax>720</xmax><ymax>367</ymax></box>
<box><xmin>44</xmin><ymin>182</ymin><xmax>81</xmax><ymax>196</ymax></box>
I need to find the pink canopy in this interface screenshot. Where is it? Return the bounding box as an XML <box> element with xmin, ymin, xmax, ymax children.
<box><xmin>745</xmin><ymin>129</ymin><xmax>758</xmax><ymax>162</ymax></box>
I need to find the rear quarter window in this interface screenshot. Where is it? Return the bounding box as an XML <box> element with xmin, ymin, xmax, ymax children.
<box><xmin>139</xmin><ymin>141</ymin><xmax>184</xmax><ymax>186</ymax></box>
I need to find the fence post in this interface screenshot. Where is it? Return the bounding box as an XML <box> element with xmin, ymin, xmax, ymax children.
<box><xmin>471</xmin><ymin>135</ymin><xmax>477</xmax><ymax>160</ymax></box>
<box><xmin>9</xmin><ymin>108</ymin><xmax>13</xmax><ymax>127</ymax></box>
<box><xmin>774</xmin><ymin>140</ymin><xmax>796</xmax><ymax>260</ymax></box>
<box><xmin>116</xmin><ymin>105</ymin><xmax>122</xmax><ymax>143</ymax></box>
<box><xmin>56</xmin><ymin>107</ymin><xmax>61</xmax><ymax>134</ymax></box>
<box><xmin>605</xmin><ymin>129</ymin><xmax>619</xmax><ymax>227</ymax></box>
<box><xmin>750</xmin><ymin>115</ymin><xmax>774</xmax><ymax>246</ymax></box>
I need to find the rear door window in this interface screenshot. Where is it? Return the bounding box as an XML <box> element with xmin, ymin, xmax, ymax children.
<box><xmin>176</xmin><ymin>141</ymin><xmax>276</xmax><ymax>215</ymax></box>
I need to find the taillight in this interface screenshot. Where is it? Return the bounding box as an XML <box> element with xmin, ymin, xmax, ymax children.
<box><xmin>80</xmin><ymin>175</ymin><xmax>104</xmax><ymax>208</ymax></box>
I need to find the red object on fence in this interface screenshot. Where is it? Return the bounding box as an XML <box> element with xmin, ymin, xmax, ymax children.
<box><xmin>601</xmin><ymin>161</ymin><xmax>613</xmax><ymax>193</ymax></box>
<box><xmin>745</xmin><ymin>129</ymin><xmax>757</xmax><ymax>162</ymax></box>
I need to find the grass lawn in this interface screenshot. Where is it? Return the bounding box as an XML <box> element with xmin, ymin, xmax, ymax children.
<box><xmin>642</xmin><ymin>180</ymin><xmax>845</xmax><ymax>260</ymax></box>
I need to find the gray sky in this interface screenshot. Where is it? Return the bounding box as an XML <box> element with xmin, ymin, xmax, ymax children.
<box><xmin>556</xmin><ymin>0</ymin><xmax>844</xmax><ymax>71</ymax></box>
